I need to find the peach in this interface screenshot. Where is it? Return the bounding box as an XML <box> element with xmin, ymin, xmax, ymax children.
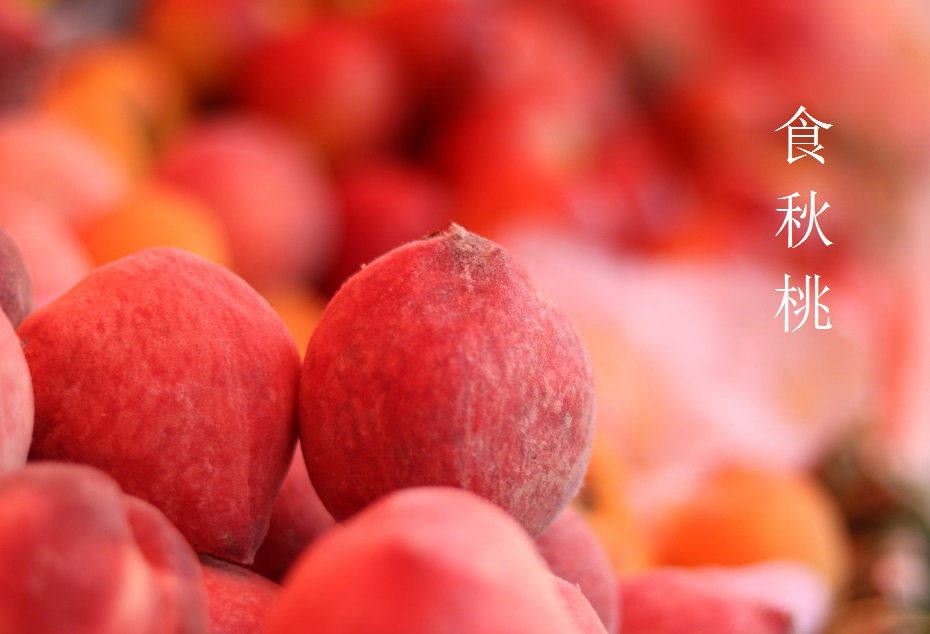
<box><xmin>371</xmin><ymin>0</ymin><xmax>487</xmax><ymax>110</ymax></box>
<box><xmin>619</xmin><ymin>568</ymin><xmax>792</xmax><ymax>634</ymax></box>
<box><xmin>263</xmin><ymin>486</ymin><xmax>583</xmax><ymax>633</ymax></box>
<box><xmin>157</xmin><ymin>115</ymin><xmax>338</xmax><ymax>287</ymax></box>
<box><xmin>299</xmin><ymin>224</ymin><xmax>595</xmax><ymax>536</ymax></box>
<box><xmin>123</xmin><ymin>495</ymin><xmax>212</xmax><ymax>633</ymax></box>
<box><xmin>0</xmin><ymin>187</ymin><xmax>93</xmax><ymax>308</ymax></box>
<box><xmin>551</xmin><ymin>575</ymin><xmax>609</xmax><ymax>634</ymax></box>
<box><xmin>435</xmin><ymin>85</ymin><xmax>599</xmax><ymax>235</ymax></box>
<box><xmin>0</xmin><ymin>224</ymin><xmax>33</xmax><ymax>326</ymax></box>
<box><xmin>139</xmin><ymin>0</ymin><xmax>312</xmax><ymax>97</ymax></box>
<box><xmin>80</xmin><ymin>181</ymin><xmax>233</xmax><ymax>269</ymax></box>
<box><xmin>0</xmin><ymin>300</ymin><xmax>31</xmax><ymax>473</ymax></box>
<box><xmin>237</xmin><ymin>17</ymin><xmax>404</xmax><ymax>165</ymax></box>
<box><xmin>249</xmin><ymin>445</ymin><xmax>336</xmax><ymax>582</ymax></box>
<box><xmin>19</xmin><ymin>247</ymin><xmax>300</xmax><ymax>564</ymax></box>
<box><xmin>0</xmin><ymin>462</ymin><xmax>208</xmax><ymax>633</ymax></box>
<box><xmin>35</xmin><ymin>37</ymin><xmax>188</xmax><ymax>179</ymax></box>
<box><xmin>201</xmin><ymin>554</ymin><xmax>281</xmax><ymax>634</ymax></box>
<box><xmin>536</xmin><ymin>506</ymin><xmax>619</xmax><ymax>633</ymax></box>
<box><xmin>651</xmin><ymin>465</ymin><xmax>852</xmax><ymax>592</ymax></box>
<box><xmin>646</xmin><ymin>562</ymin><xmax>833</xmax><ymax>634</ymax></box>
<box><xmin>325</xmin><ymin>157</ymin><xmax>452</xmax><ymax>292</ymax></box>
<box><xmin>0</xmin><ymin>113</ymin><xmax>126</xmax><ymax>229</ymax></box>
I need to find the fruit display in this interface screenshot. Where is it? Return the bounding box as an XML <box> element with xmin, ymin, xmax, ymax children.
<box><xmin>0</xmin><ymin>0</ymin><xmax>929</xmax><ymax>632</ymax></box>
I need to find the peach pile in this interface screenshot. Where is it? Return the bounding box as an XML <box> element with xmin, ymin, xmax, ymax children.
<box><xmin>0</xmin><ymin>0</ymin><xmax>929</xmax><ymax>632</ymax></box>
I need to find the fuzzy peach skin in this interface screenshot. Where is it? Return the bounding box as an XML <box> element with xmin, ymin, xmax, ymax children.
<box><xmin>0</xmin><ymin>462</ymin><xmax>208</xmax><ymax>634</ymax></box>
<box><xmin>0</xmin><ymin>303</ymin><xmax>31</xmax><ymax>472</ymax></box>
<box><xmin>18</xmin><ymin>247</ymin><xmax>300</xmax><ymax>564</ymax></box>
<box><xmin>263</xmin><ymin>486</ymin><xmax>583</xmax><ymax>633</ymax></box>
<box><xmin>299</xmin><ymin>224</ymin><xmax>595</xmax><ymax>536</ymax></box>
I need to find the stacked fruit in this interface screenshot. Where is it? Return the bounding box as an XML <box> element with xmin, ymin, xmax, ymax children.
<box><xmin>0</xmin><ymin>0</ymin><xmax>929</xmax><ymax>631</ymax></box>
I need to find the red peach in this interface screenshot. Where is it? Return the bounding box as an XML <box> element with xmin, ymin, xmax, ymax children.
<box><xmin>325</xmin><ymin>157</ymin><xmax>451</xmax><ymax>292</ymax></box>
<box><xmin>157</xmin><ymin>115</ymin><xmax>338</xmax><ymax>287</ymax></box>
<box><xmin>0</xmin><ymin>224</ymin><xmax>32</xmax><ymax>326</ymax></box>
<box><xmin>263</xmin><ymin>486</ymin><xmax>583</xmax><ymax>633</ymax></box>
<box><xmin>435</xmin><ymin>85</ymin><xmax>600</xmax><ymax>234</ymax></box>
<box><xmin>139</xmin><ymin>0</ymin><xmax>312</xmax><ymax>97</ymax></box>
<box><xmin>619</xmin><ymin>568</ymin><xmax>792</xmax><ymax>634</ymax></box>
<box><xmin>249</xmin><ymin>445</ymin><xmax>336</xmax><ymax>583</ymax></box>
<box><xmin>237</xmin><ymin>17</ymin><xmax>404</xmax><ymax>165</ymax></box>
<box><xmin>645</xmin><ymin>562</ymin><xmax>832</xmax><ymax>634</ymax></box>
<box><xmin>0</xmin><ymin>462</ymin><xmax>208</xmax><ymax>633</ymax></box>
<box><xmin>0</xmin><ymin>187</ymin><xmax>93</xmax><ymax>308</ymax></box>
<box><xmin>124</xmin><ymin>495</ymin><xmax>213</xmax><ymax>633</ymax></box>
<box><xmin>536</xmin><ymin>505</ymin><xmax>619</xmax><ymax>633</ymax></box>
<box><xmin>0</xmin><ymin>113</ymin><xmax>126</xmax><ymax>229</ymax></box>
<box><xmin>19</xmin><ymin>247</ymin><xmax>300</xmax><ymax>564</ymax></box>
<box><xmin>201</xmin><ymin>554</ymin><xmax>281</xmax><ymax>634</ymax></box>
<box><xmin>371</xmin><ymin>0</ymin><xmax>487</xmax><ymax>110</ymax></box>
<box><xmin>299</xmin><ymin>224</ymin><xmax>595</xmax><ymax>536</ymax></box>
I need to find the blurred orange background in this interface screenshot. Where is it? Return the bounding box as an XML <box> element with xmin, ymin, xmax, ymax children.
<box><xmin>2</xmin><ymin>0</ymin><xmax>929</xmax><ymax>631</ymax></box>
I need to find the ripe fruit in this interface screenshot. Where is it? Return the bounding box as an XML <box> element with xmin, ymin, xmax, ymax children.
<box><xmin>123</xmin><ymin>495</ymin><xmax>213</xmax><ymax>634</ymax></box>
<box><xmin>80</xmin><ymin>181</ymin><xmax>233</xmax><ymax>269</ymax></box>
<box><xmin>0</xmin><ymin>188</ymin><xmax>93</xmax><ymax>308</ymax></box>
<box><xmin>0</xmin><ymin>113</ymin><xmax>126</xmax><ymax>229</ymax></box>
<box><xmin>651</xmin><ymin>465</ymin><xmax>852</xmax><ymax>592</ymax></box>
<box><xmin>0</xmin><ymin>462</ymin><xmax>209</xmax><ymax>633</ymax></box>
<box><xmin>139</xmin><ymin>0</ymin><xmax>311</xmax><ymax>97</ymax></box>
<box><xmin>263</xmin><ymin>486</ymin><xmax>583</xmax><ymax>633</ymax></box>
<box><xmin>237</xmin><ymin>17</ymin><xmax>404</xmax><ymax>165</ymax></box>
<box><xmin>157</xmin><ymin>115</ymin><xmax>338</xmax><ymax>287</ymax></box>
<box><xmin>619</xmin><ymin>568</ymin><xmax>792</xmax><ymax>634</ymax></box>
<box><xmin>299</xmin><ymin>224</ymin><xmax>595</xmax><ymax>536</ymax></box>
<box><xmin>19</xmin><ymin>247</ymin><xmax>300</xmax><ymax>564</ymax></box>
<box><xmin>35</xmin><ymin>37</ymin><xmax>189</xmax><ymax>178</ymax></box>
<box><xmin>325</xmin><ymin>156</ymin><xmax>451</xmax><ymax>292</ymax></box>
<box><xmin>640</xmin><ymin>562</ymin><xmax>832</xmax><ymax>634</ymax></box>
